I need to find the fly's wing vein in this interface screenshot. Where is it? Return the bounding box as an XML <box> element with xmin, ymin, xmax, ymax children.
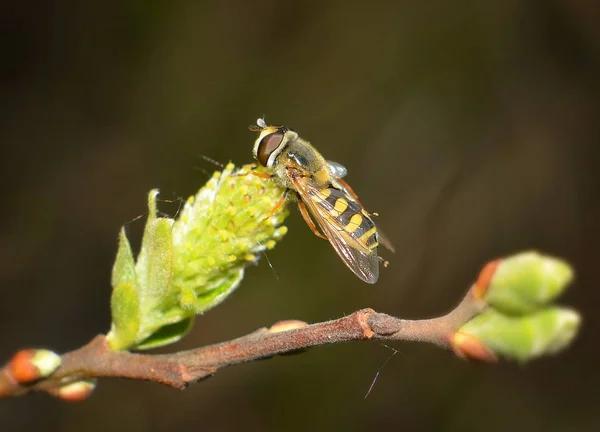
<box><xmin>292</xmin><ymin>177</ymin><xmax>379</xmax><ymax>284</ymax></box>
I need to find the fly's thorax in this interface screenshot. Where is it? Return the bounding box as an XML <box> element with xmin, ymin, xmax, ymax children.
<box><xmin>284</xmin><ymin>138</ymin><xmax>329</xmax><ymax>186</ymax></box>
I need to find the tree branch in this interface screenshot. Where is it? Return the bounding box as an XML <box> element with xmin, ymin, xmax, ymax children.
<box><xmin>0</xmin><ymin>288</ymin><xmax>485</xmax><ymax>399</ymax></box>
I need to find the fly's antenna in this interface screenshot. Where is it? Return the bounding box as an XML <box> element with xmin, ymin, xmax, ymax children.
<box><xmin>249</xmin><ymin>116</ymin><xmax>267</xmax><ymax>132</ymax></box>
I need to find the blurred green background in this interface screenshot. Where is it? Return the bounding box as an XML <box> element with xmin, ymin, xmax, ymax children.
<box><xmin>1</xmin><ymin>1</ymin><xmax>598</xmax><ymax>431</ymax></box>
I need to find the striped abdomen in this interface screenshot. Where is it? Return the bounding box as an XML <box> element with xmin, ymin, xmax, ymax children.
<box><xmin>312</xmin><ymin>187</ymin><xmax>379</xmax><ymax>252</ymax></box>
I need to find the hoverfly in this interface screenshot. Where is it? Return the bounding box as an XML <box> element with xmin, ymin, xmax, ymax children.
<box><xmin>249</xmin><ymin>118</ymin><xmax>394</xmax><ymax>284</ymax></box>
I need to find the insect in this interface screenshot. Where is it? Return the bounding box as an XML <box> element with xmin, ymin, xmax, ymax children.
<box><xmin>249</xmin><ymin>118</ymin><xmax>394</xmax><ymax>284</ymax></box>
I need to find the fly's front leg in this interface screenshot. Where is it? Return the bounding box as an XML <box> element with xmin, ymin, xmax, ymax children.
<box><xmin>232</xmin><ymin>163</ymin><xmax>275</xmax><ymax>179</ymax></box>
<box><xmin>249</xmin><ymin>171</ymin><xmax>275</xmax><ymax>179</ymax></box>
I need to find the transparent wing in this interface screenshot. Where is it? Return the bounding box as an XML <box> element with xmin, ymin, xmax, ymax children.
<box><xmin>326</xmin><ymin>160</ymin><xmax>348</xmax><ymax>179</ymax></box>
<box><xmin>292</xmin><ymin>178</ymin><xmax>380</xmax><ymax>284</ymax></box>
<box><xmin>330</xmin><ymin>175</ymin><xmax>396</xmax><ymax>254</ymax></box>
<box><xmin>377</xmin><ymin>229</ymin><xmax>396</xmax><ymax>253</ymax></box>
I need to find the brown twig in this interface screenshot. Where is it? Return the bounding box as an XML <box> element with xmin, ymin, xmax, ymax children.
<box><xmin>0</xmin><ymin>287</ymin><xmax>486</xmax><ymax>400</ymax></box>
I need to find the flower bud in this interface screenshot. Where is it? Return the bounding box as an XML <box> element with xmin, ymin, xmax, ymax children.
<box><xmin>483</xmin><ymin>251</ymin><xmax>573</xmax><ymax>315</ymax></box>
<box><xmin>9</xmin><ymin>349</ymin><xmax>61</xmax><ymax>384</ymax></box>
<box><xmin>52</xmin><ymin>379</ymin><xmax>97</xmax><ymax>402</ymax></box>
<box><xmin>459</xmin><ymin>307</ymin><xmax>580</xmax><ymax>362</ymax></box>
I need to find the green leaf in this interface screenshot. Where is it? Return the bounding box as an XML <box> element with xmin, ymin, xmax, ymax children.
<box><xmin>135</xmin><ymin>316</ymin><xmax>195</xmax><ymax>350</ymax></box>
<box><xmin>107</xmin><ymin>281</ymin><xmax>140</xmax><ymax>351</ymax></box>
<box><xmin>484</xmin><ymin>251</ymin><xmax>574</xmax><ymax>315</ymax></box>
<box><xmin>111</xmin><ymin>228</ymin><xmax>137</xmax><ymax>289</ymax></box>
<box><xmin>460</xmin><ymin>307</ymin><xmax>581</xmax><ymax>362</ymax></box>
<box><xmin>193</xmin><ymin>269</ymin><xmax>244</xmax><ymax>313</ymax></box>
<box><xmin>135</xmin><ymin>190</ymin><xmax>175</xmax><ymax>320</ymax></box>
<box><xmin>107</xmin><ymin>229</ymin><xmax>140</xmax><ymax>350</ymax></box>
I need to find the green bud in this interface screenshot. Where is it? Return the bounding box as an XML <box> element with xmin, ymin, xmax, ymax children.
<box><xmin>484</xmin><ymin>251</ymin><xmax>574</xmax><ymax>315</ymax></box>
<box><xmin>107</xmin><ymin>164</ymin><xmax>288</xmax><ymax>351</ymax></box>
<box><xmin>459</xmin><ymin>307</ymin><xmax>581</xmax><ymax>362</ymax></box>
<box><xmin>170</xmin><ymin>163</ymin><xmax>288</xmax><ymax>315</ymax></box>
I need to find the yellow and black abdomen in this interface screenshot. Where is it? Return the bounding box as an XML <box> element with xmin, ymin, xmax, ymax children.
<box><xmin>314</xmin><ymin>188</ymin><xmax>379</xmax><ymax>252</ymax></box>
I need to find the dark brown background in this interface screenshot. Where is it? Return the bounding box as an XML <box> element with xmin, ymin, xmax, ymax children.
<box><xmin>1</xmin><ymin>1</ymin><xmax>599</xmax><ymax>431</ymax></box>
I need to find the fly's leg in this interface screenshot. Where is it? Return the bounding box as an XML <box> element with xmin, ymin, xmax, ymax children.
<box><xmin>297</xmin><ymin>200</ymin><xmax>327</xmax><ymax>240</ymax></box>
<box><xmin>336</xmin><ymin>177</ymin><xmax>362</xmax><ymax>204</ymax></box>
<box><xmin>232</xmin><ymin>163</ymin><xmax>275</xmax><ymax>179</ymax></box>
<box><xmin>336</xmin><ymin>177</ymin><xmax>380</xmax><ymax>215</ymax></box>
<box><xmin>248</xmin><ymin>171</ymin><xmax>274</xmax><ymax>179</ymax></box>
<box><xmin>265</xmin><ymin>189</ymin><xmax>289</xmax><ymax>219</ymax></box>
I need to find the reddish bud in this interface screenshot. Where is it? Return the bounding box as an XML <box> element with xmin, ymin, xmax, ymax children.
<box><xmin>473</xmin><ymin>259</ymin><xmax>502</xmax><ymax>299</ymax></box>
<box><xmin>9</xmin><ymin>350</ymin><xmax>39</xmax><ymax>384</ymax></box>
<box><xmin>9</xmin><ymin>349</ymin><xmax>62</xmax><ymax>384</ymax></box>
<box><xmin>450</xmin><ymin>332</ymin><xmax>498</xmax><ymax>362</ymax></box>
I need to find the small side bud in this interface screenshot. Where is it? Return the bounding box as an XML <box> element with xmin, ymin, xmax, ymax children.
<box><xmin>9</xmin><ymin>349</ymin><xmax>61</xmax><ymax>384</ymax></box>
<box><xmin>52</xmin><ymin>379</ymin><xmax>97</xmax><ymax>402</ymax></box>
<box><xmin>483</xmin><ymin>251</ymin><xmax>574</xmax><ymax>315</ymax></box>
<box><xmin>267</xmin><ymin>320</ymin><xmax>310</xmax><ymax>356</ymax></box>
<box><xmin>268</xmin><ymin>320</ymin><xmax>309</xmax><ymax>333</ymax></box>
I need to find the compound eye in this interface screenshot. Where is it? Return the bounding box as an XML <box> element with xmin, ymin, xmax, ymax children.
<box><xmin>257</xmin><ymin>131</ymin><xmax>284</xmax><ymax>166</ymax></box>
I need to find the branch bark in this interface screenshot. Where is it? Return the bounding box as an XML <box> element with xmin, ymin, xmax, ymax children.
<box><xmin>0</xmin><ymin>287</ymin><xmax>486</xmax><ymax>399</ymax></box>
